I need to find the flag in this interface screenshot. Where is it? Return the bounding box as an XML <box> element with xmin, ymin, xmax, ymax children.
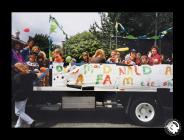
<box><xmin>125</xmin><ymin>35</ymin><xmax>137</xmax><ymax>39</ymax></box>
<box><xmin>150</xmin><ymin>35</ymin><xmax>160</xmax><ymax>40</ymax></box>
<box><xmin>49</xmin><ymin>15</ymin><xmax>67</xmax><ymax>36</ymax></box>
<box><xmin>49</xmin><ymin>20</ymin><xmax>58</xmax><ymax>33</ymax></box>
<box><xmin>49</xmin><ymin>15</ymin><xmax>60</xmax><ymax>34</ymax></box>
<box><xmin>49</xmin><ymin>49</ymin><xmax>52</xmax><ymax>61</ymax></box>
<box><xmin>115</xmin><ymin>22</ymin><xmax>125</xmax><ymax>33</ymax></box>
<box><xmin>138</xmin><ymin>35</ymin><xmax>149</xmax><ymax>39</ymax></box>
<box><xmin>115</xmin><ymin>22</ymin><xmax>118</xmax><ymax>32</ymax></box>
<box><xmin>118</xmin><ymin>22</ymin><xmax>125</xmax><ymax>32</ymax></box>
<box><xmin>48</xmin><ymin>37</ymin><xmax>53</xmax><ymax>61</ymax></box>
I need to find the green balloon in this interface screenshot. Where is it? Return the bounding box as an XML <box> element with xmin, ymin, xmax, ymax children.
<box><xmin>56</xmin><ymin>65</ymin><xmax>63</xmax><ymax>72</ymax></box>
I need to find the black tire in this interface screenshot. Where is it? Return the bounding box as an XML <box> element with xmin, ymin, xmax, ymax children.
<box><xmin>129</xmin><ymin>98</ymin><xmax>159</xmax><ymax>126</ymax></box>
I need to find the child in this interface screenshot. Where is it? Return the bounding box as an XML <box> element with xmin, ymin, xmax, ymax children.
<box><xmin>12</xmin><ymin>63</ymin><xmax>43</xmax><ymax>128</ymax></box>
<box><xmin>52</xmin><ymin>48</ymin><xmax>64</xmax><ymax>63</ymax></box>
<box><xmin>26</xmin><ymin>54</ymin><xmax>39</xmax><ymax>72</ymax></box>
<box><xmin>140</xmin><ymin>55</ymin><xmax>149</xmax><ymax>65</ymax></box>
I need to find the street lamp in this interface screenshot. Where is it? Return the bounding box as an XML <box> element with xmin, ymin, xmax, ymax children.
<box><xmin>110</xmin><ymin>36</ymin><xmax>124</xmax><ymax>50</ymax></box>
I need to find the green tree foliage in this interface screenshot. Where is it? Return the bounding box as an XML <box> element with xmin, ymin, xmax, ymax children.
<box><xmin>108</xmin><ymin>12</ymin><xmax>173</xmax><ymax>36</ymax></box>
<box><xmin>33</xmin><ymin>34</ymin><xmax>53</xmax><ymax>58</ymax></box>
<box><xmin>63</xmin><ymin>31</ymin><xmax>103</xmax><ymax>60</ymax></box>
<box><xmin>90</xmin><ymin>12</ymin><xmax>173</xmax><ymax>52</ymax></box>
<box><xmin>89</xmin><ymin>12</ymin><xmax>116</xmax><ymax>54</ymax></box>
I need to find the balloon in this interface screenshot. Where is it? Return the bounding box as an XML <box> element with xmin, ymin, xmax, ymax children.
<box><xmin>23</xmin><ymin>28</ymin><xmax>30</xmax><ymax>32</ymax></box>
<box><xmin>65</xmin><ymin>56</ymin><xmax>72</xmax><ymax>63</ymax></box>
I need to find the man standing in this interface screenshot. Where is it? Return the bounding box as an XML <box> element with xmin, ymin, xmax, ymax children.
<box><xmin>148</xmin><ymin>46</ymin><xmax>161</xmax><ymax>65</ymax></box>
<box><xmin>21</xmin><ymin>39</ymin><xmax>35</xmax><ymax>62</ymax></box>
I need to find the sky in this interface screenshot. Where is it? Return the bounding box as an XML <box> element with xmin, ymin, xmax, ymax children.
<box><xmin>12</xmin><ymin>12</ymin><xmax>101</xmax><ymax>45</ymax></box>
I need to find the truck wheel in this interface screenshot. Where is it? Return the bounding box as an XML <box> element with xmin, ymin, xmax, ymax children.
<box><xmin>129</xmin><ymin>98</ymin><xmax>159</xmax><ymax>126</ymax></box>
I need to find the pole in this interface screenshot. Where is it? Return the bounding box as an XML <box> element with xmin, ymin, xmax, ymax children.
<box><xmin>159</xmin><ymin>36</ymin><xmax>162</xmax><ymax>54</ymax></box>
<box><xmin>110</xmin><ymin>36</ymin><xmax>111</xmax><ymax>50</ymax></box>
<box><xmin>154</xmin><ymin>12</ymin><xmax>158</xmax><ymax>46</ymax></box>
<box><xmin>116</xmin><ymin>31</ymin><xmax>117</xmax><ymax>49</ymax></box>
<box><xmin>48</xmin><ymin>36</ymin><xmax>52</xmax><ymax>62</ymax></box>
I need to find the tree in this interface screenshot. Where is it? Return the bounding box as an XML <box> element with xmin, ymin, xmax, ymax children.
<box><xmin>33</xmin><ymin>34</ymin><xmax>53</xmax><ymax>58</ymax></box>
<box><xmin>90</xmin><ymin>12</ymin><xmax>173</xmax><ymax>53</ymax></box>
<box><xmin>108</xmin><ymin>12</ymin><xmax>173</xmax><ymax>36</ymax></box>
<box><xmin>89</xmin><ymin>12</ymin><xmax>117</xmax><ymax>53</ymax></box>
<box><xmin>90</xmin><ymin>12</ymin><xmax>128</xmax><ymax>50</ymax></box>
<box><xmin>63</xmin><ymin>31</ymin><xmax>103</xmax><ymax>61</ymax></box>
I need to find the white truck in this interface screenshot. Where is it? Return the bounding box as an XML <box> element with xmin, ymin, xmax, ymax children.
<box><xmin>32</xmin><ymin>62</ymin><xmax>173</xmax><ymax>126</ymax></box>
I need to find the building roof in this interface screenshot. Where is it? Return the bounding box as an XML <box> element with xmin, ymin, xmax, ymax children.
<box><xmin>12</xmin><ymin>35</ymin><xmax>26</xmax><ymax>45</ymax></box>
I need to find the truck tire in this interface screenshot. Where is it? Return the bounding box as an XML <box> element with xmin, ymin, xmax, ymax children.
<box><xmin>129</xmin><ymin>98</ymin><xmax>159</xmax><ymax>126</ymax></box>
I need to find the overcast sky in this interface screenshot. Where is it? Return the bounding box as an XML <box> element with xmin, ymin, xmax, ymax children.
<box><xmin>12</xmin><ymin>12</ymin><xmax>101</xmax><ymax>45</ymax></box>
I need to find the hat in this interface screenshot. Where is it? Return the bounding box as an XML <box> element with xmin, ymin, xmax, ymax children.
<box><xmin>130</xmin><ymin>49</ymin><xmax>136</xmax><ymax>52</ymax></box>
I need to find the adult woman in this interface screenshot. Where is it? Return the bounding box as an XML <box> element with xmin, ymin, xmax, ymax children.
<box><xmin>12</xmin><ymin>41</ymin><xmax>24</xmax><ymax>65</ymax></box>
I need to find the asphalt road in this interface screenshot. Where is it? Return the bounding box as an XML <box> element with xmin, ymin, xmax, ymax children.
<box><xmin>12</xmin><ymin>107</ymin><xmax>164</xmax><ymax>128</ymax></box>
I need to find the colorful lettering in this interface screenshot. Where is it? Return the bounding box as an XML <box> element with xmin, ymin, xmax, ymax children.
<box><xmin>76</xmin><ymin>74</ymin><xmax>84</xmax><ymax>86</ymax></box>
<box><xmin>165</xmin><ymin>66</ymin><xmax>172</xmax><ymax>76</ymax></box>
<box><xmin>134</xmin><ymin>65</ymin><xmax>141</xmax><ymax>75</ymax></box>
<box><xmin>103</xmin><ymin>75</ymin><xmax>112</xmax><ymax>85</ymax></box>
<box><xmin>119</xmin><ymin>67</ymin><xmax>125</xmax><ymax>75</ymax></box>
<box><xmin>151</xmin><ymin>81</ymin><xmax>155</xmax><ymax>86</ymax></box>
<box><xmin>96</xmin><ymin>74</ymin><xmax>103</xmax><ymax>84</ymax></box>
<box><xmin>143</xmin><ymin>66</ymin><xmax>152</xmax><ymax>75</ymax></box>
<box><xmin>103</xmin><ymin>65</ymin><xmax>112</xmax><ymax>74</ymax></box>
<box><xmin>163</xmin><ymin>80</ymin><xmax>173</xmax><ymax>86</ymax></box>
<box><xmin>168</xmin><ymin>80</ymin><xmax>173</xmax><ymax>86</ymax></box>
<box><xmin>123</xmin><ymin>77</ymin><xmax>133</xmax><ymax>85</ymax></box>
<box><xmin>127</xmin><ymin>66</ymin><xmax>133</xmax><ymax>75</ymax></box>
<box><xmin>141</xmin><ymin>81</ymin><xmax>145</xmax><ymax>86</ymax></box>
<box><xmin>84</xmin><ymin>64</ymin><xmax>93</xmax><ymax>74</ymax></box>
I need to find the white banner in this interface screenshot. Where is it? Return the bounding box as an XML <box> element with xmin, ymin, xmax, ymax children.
<box><xmin>52</xmin><ymin>63</ymin><xmax>173</xmax><ymax>91</ymax></box>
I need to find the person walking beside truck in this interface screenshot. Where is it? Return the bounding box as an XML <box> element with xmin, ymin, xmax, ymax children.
<box><xmin>12</xmin><ymin>63</ymin><xmax>43</xmax><ymax>128</ymax></box>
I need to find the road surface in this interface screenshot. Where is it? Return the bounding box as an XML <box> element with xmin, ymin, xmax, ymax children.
<box><xmin>12</xmin><ymin>105</ymin><xmax>164</xmax><ymax>128</ymax></box>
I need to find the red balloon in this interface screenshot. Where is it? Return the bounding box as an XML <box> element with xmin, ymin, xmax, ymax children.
<box><xmin>23</xmin><ymin>28</ymin><xmax>30</xmax><ymax>32</ymax></box>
